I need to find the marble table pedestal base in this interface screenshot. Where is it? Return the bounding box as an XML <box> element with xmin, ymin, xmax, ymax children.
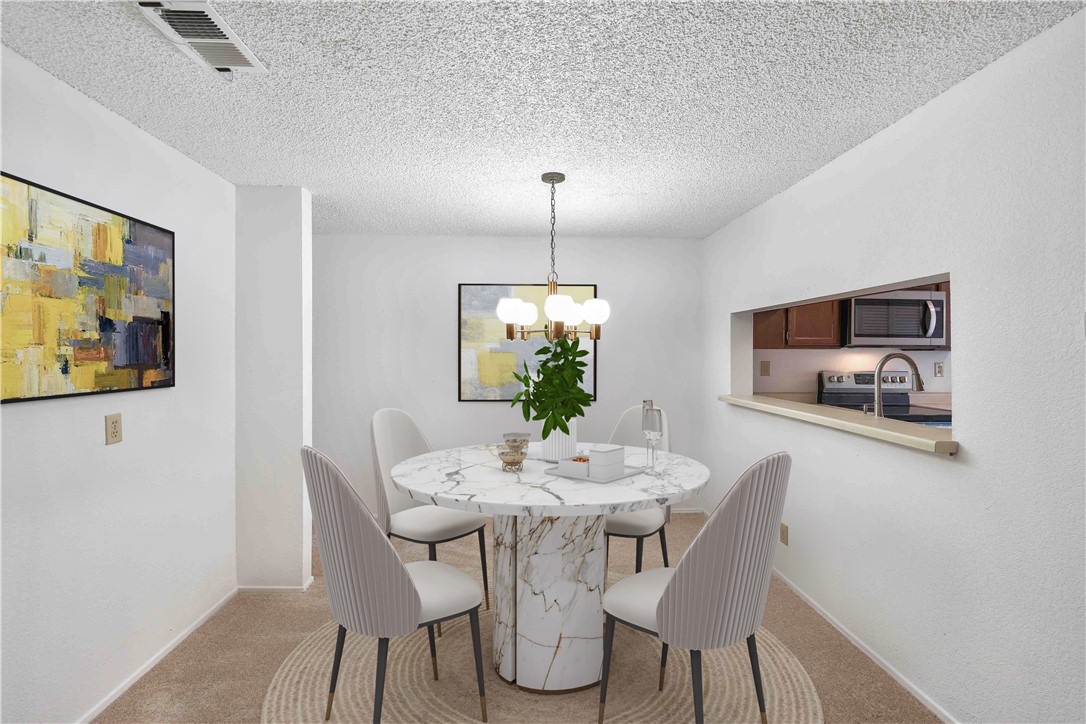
<box><xmin>493</xmin><ymin>513</ymin><xmax>606</xmax><ymax>691</ymax></box>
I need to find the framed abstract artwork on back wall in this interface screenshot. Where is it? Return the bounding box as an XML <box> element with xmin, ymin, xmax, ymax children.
<box><xmin>459</xmin><ymin>283</ymin><xmax>597</xmax><ymax>401</ymax></box>
<box><xmin>1</xmin><ymin>173</ymin><xmax>175</xmax><ymax>403</ymax></box>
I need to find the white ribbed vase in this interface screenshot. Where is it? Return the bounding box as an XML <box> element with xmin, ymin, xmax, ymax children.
<box><xmin>541</xmin><ymin>418</ymin><xmax>578</xmax><ymax>463</ymax></box>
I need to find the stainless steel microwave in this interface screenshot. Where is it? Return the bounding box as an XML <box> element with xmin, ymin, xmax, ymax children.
<box><xmin>847</xmin><ymin>290</ymin><xmax>947</xmax><ymax>348</ymax></box>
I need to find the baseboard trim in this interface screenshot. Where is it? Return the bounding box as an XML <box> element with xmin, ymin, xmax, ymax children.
<box><xmin>773</xmin><ymin>568</ymin><xmax>957</xmax><ymax>723</ymax></box>
<box><xmin>77</xmin><ymin>587</ymin><xmax>236</xmax><ymax>723</ymax></box>
<box><xmin>671</xmin><ymin>507</ymin><xmax>707</xmax><ymax>516</ymax></box>
<box><xmin>239</xmin><ymin>575</ymin><xmax>314</xmax><ymax>593</ymax></box>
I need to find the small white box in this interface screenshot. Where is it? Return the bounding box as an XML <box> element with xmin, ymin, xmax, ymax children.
<box><xmin>558</xmin><ymin>457</ymin><xmax>590</xmax><ymax>478</ymax></box>
<box><xmin>589</xmin><ymin>444</ymin><xmax>625</xmax><ymax>468</ymax></box>
<box><xmin>589</xmin><ymin>461</ymin><xmax>626</xmax><ymax>481</ymax></box>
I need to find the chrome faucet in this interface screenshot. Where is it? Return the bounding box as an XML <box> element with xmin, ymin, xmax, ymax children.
<box><xmin>873</xmin><ymin>352</ymin><xmax>925</xmax><ymax>417</ymax></box>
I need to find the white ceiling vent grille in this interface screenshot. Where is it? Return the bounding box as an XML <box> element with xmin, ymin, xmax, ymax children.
<box><xmin>137</xmin><ymin>1</ymin><xmax>267</xmax><ymax>77</ymax></box>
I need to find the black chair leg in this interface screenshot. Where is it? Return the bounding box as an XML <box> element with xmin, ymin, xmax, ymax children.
<box><xmin>326</xmin><ymin>624</ymin><xmax>347</xmax><ymax>720</ymax></box>
<box><xmin>659</xmin><ymin>527</ymin><xmax>670</xmax><ymax>568</ymax></box>
<box><xmin>747</xmin><ymin>634</ymin><xmax>768</xmax><ymax>724</ymax></box>
<box><xmin>373</xmin><ymin>638</ymin><xmax>389</xmax><ymax>724</ymax></box>
<box><xmin>428</xmin><ymin>544</ymin><xmax>442</xmax><ymax>636</ymax></box>
<box><xmin>599</xmin><ymin>614</ymin><xmax>616</xmax><ymax>723</ymax></box>
<box><xmin>635</xmin><ymin>537</ymin><xmax>644</xmax><ymax>573</ymax></box>
<box><xmin>477</xmin><ymin>528</ymin><xmax>490</xmax><ymax>610</ymax></box>
<box><xmin>659</xmin><ymin>642</ymin><xmax>669</xmax><ymax>691</ymax></box>
<box><xmin>691</xmin><ymin>650</ymin><xmax>704</xmax><ymax>724</ymax></box>
<box><xmin>427</xmin><ymin>625</ymin><xmax>438</xmax><ymax>680</ymax></box>
<box><xmin>469</xmin><ymin>608</ymin><xmax>488</xmax><ymax>722</ymax></box>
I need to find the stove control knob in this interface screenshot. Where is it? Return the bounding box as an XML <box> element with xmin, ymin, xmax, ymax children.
<box><xmin>831</xmin><ymin>376</ymin><xmax>840</xmax><ymax>383</ymax></box>
<box><xmin>882</xmin><ymin>376</ymin><xmax>890</xmax><ymax>383</ymax></box>
<box><xmin>891</xmin><ymin>376</ymin><xmax>899</xmax><ymax>383</ymax></box>
<box><xmin>896</xmin><ymin>376</ymin><xmax>905</xmax><ymax>383</ymax></box>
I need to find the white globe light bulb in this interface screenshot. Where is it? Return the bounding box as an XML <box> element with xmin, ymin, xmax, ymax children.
<box><xmin>566</xmin><ymin>303</ymin><xmax>585</xmax><ymax>326</ymax></box>
<box><xmin>582</xmin><ymin>298</ymin><xmax>611</xmax><ymax>324</ymax></box>
<box><xmin>516</xmin><ymin>302</ymin><xmax>539</xmax><ymax>326</ymax></box>
<box><xmin>496</xmin><ymin>297</ymin><xmax>523</xmax><ymax>324</ymax></box>
<box><xmin>544</xmin><ymin>294</ymin><xmax>574</xmax><ymax>322</ymax></box>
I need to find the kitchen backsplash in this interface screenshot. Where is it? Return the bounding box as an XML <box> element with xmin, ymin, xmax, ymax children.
<box><xmin>753</xmin><ymin>348</ymin><xmax>952</xmax><ymax>394</ymax></box>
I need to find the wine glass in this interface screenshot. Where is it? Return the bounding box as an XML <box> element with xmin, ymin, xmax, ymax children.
<box><xmin>642</xmin><ymin>407</ymin><xmax>663</xmax><ymax>476</ymax></box>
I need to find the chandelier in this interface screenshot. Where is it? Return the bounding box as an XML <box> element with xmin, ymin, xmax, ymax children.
<box><xmin>495</xmin><ymin>172</ymin><xmax>611</xmax><ymax>341</ymax></box>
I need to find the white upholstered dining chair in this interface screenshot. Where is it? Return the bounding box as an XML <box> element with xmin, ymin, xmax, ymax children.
<box><xmin>370</xmin><ymin>408</ymin><xmax>490</xmax><ymax>615</ymax></box>
<box><xmin>598</xmin><ymin>452</ymin><xmax>792</xmax><ymax>724</ymax></box>
<box><xmin>604</xmin><ymin>405</ymin><xmax>672</xmax><ymax>572</ymax></box>
<box><xmin>301</xmin><ymin>446</ymin><xmax>487</xmax><ymax>724</ymax></box>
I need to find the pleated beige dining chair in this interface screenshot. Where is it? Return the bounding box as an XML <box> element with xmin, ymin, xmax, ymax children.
<box><xmin>301</xmin><ymin>446</ymin><xmax>487</xmax><ymax>724</ymax></box>
<box><xmin>371</xmin><ymin>408</ymin><xmax>490</xmax><ymax>613</ymax></box>
<box><xmin>604</xmin><ymin>405</ymin><xmax>672</xmax><ymax>572</ymax></box>
<box><xmin>599</xmin><ymin>452</ymin><xmax>792</xmax><ymax>724</ymax></box>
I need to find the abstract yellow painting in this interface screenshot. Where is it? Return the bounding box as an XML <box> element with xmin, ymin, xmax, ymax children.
<box><xmin>1</xmin><ymin>174</ymin><xmax>175</xmax><ymax>402</ymax></box>
<box><xmin>459</xmin><ymin>283</ymin><xmax>596</xmax><ymax>401</ymax></box>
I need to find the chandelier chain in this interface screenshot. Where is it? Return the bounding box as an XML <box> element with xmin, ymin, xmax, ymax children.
<box><xmin>548</xmin><ymin>180</ymin><xmax>558</xmax><ymax>282</ymax></box>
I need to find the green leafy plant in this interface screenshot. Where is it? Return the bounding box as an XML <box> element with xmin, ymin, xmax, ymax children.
<box><xmin>511</xmin><ymin>336</ymin><xmax>593</xmax><ymax>439</ymax></box>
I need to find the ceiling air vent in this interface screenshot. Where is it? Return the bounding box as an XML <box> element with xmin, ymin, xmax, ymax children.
<box><xmin>137</xmin><ymin>1</ymin><xmax>267</xmax><ymax>78</ymax></box>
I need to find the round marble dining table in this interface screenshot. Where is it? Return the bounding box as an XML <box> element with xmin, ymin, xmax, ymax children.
<box><xmin>390</xmin><ymin>441</ymin><xmax>710</xmax><ymax>692</ymax></box>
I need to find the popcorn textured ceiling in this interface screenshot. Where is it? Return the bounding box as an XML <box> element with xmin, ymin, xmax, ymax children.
<box><xmin>2</xmin><ymin>1</ymin><xmax>1081</xmax><ymax>238</ymax></box>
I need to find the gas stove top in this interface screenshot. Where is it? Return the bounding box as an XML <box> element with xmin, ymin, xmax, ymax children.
<box><xmin>817</xmin><ymin>370</ymin><xmax>951</xmax><ymax>424</ymax></box>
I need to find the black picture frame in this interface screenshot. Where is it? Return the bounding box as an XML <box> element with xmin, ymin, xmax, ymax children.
<box><xmin>1</xmin><ymin>171</ymin><xmax>176</xmax><ymax>404</ymax></box>
<box><xmin>458</xmin><ymin>283</ymin><xmax>598</xmax><ymax>402</ymax></box>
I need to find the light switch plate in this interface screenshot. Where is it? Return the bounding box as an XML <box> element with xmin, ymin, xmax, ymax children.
<box><xmin>779</xmin><ymin>523</ymin><xmax>789</xmax><ymax>546</ymax></box>
<box><xmin>760</xmin><ymin>360</ymin><xmax>771</xmax><ymax>376</ymax></box>
<box><xmin>105</xmin><ymin>413</ymin><xmax>123</xmax><ymax>445</ymax></box>
<box><xmin>934</xmin><ymin>362</ymin><xmax>944</xmax><ymax>378</ymax></box>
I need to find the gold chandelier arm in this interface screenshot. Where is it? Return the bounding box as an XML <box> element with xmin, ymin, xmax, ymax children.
<box><xmin>512</xmin><ymin>324</ymin><xmax>601</xmax><ymax>341</ymax></box>
<box><xmin>567</xmin><ymin>326</ymin><xmax>601</xmax><ymax>341</ymax></box>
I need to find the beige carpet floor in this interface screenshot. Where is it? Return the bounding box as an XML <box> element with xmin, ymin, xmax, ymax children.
<box><xmin>97</xmin><ymin>514</ymin><xmax>937</xmax><ymax>723</ymax></box>
<box><xmin>262</xmin><ymin>618</ymin><xmax>819</xmax><ymax>723</ymax></box>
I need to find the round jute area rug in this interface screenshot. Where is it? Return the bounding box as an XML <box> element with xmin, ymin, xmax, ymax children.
<box><xmin>262</xmin><ymin>610</ymin><xmax>822</xmax><ymax>723</ymax></box>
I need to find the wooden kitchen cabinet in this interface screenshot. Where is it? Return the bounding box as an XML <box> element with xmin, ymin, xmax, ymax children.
<box><xmin>753</xmin><ymin>300</ymin><xmax>841</xmax><ymax>349</ymax></box>
<box><xmin>752</xmin><ymin>308</ymin><xmax>788</xmax><ymax>349</ymax></box>
<box><xmin>786</xmin><ymin>300</ymin><xmax>840</xmax><ymax>346</ymax></box>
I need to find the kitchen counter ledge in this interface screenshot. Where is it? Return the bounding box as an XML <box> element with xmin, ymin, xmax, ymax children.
<box><xmin>719</xmin><ymin>394</ymin><xmax>959</xmax><ymax>456</ymax></box>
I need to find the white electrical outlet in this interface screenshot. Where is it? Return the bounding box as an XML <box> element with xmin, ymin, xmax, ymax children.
<box><xmin>105</xmin><ymin>413</ymin><xmax>123</xmax><ymax>445</ymax></box>
<box><xmin>934</xmin><ymin>362</ymin><xmax>944</xmax><ymax>378</ymax></box>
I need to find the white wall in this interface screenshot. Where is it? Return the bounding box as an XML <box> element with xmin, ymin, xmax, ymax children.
<box><xmin>1</xmin><ymin>49</ymin><xmax>237</xmax><ymax>722</ymax></box>
<box><xmin>235</xmin><ymin>186</ymin><xmax>313</xmax><ymax>590</ymax></box>
<box><xmin>313</xmin><ymin>234</ymin><xmax>705</xmax><ymax>510</ymax></box>
<box><xmin>701</xmin><ymin>13</ymin><xmax>1084</xmax><ymax>722</ymax></box>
